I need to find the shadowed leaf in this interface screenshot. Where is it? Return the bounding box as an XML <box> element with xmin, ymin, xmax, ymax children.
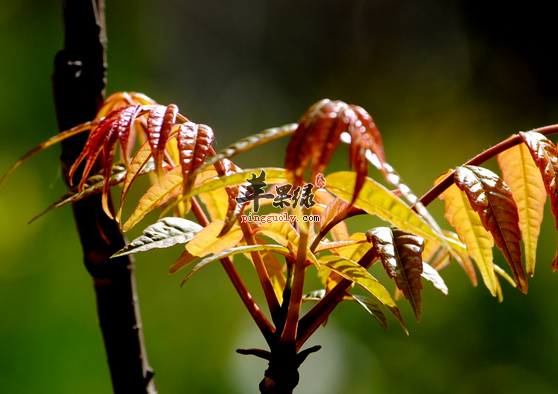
<box><xmin>112</xmin><ymin>217</ymin><xmax>203</xmax><ymax>257</ymax></box>
<box><xmin>318</xmin><ymin>255</ymin><xmax>407</xmax><ymax>332</ymax></box>
<box><xmin>455</xmin><ymin>165</ymin><xmax>527</xmax><ymax>293</ymax></box>
<box><xmin>498</xmin><ymin>138</ymin><xmax>546</xmax><ymax>276</ymax></box>
<box><xmin>519</xmin><ymin>131</ymin><xmax>558</xmax><ymax>271</ymax></box>
<box><xmin>351</xmin><ymin>294</ymin><xmax>389</xmax><ymax>331</ymax></box>
<box><xmin>367</xmin><ymin>227</ymin><xmax>424</xmax><ymax>321</ymax></box>
<box><xmin>30</xmin><ymin>162</ymin><xmax>153</xmax><ymax>223</ymax></box>
<box><xmin>169</xmin><ymin>221</ymin><xmax>244</xmax><ymax>275</ymax></box>
<box><xmin>438</xmin><ymin>170</ymin><xmax>496</xmax><ymax>295</ymax></box>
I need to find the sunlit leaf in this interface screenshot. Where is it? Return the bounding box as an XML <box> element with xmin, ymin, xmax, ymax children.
<box><xmin>442</xmin><ymin>230</ymin><xmax>478</xmax><ymax>286</ymax></box>
<box><xmin>455</xmin><ymin>165</ymin><xmax>527</xmax><ymax>293</ymax></box>
<box><xmin>326</xmin><ymin>172</ymin><xmax>444</xmax><ymax>245</ymax></box>
<box><xmin>494</xmin><ymin>264</ymin><xmax>516</xmax><ymax>288</ymax></box>
<box><xmin>147</xmin><ymin>104</ymin><xmax>178</xmax><ymax>182</ymax></box>
<box><xmin>333</xmin><ymin>233</ymin><xmax>372</xmax><ymax>261</ymax></box>
<box><xmin>122</xmin><ymin>166</ymin><xmax>218</xmax><ymax>232</ymax></box>
<box><xmin>519</xmin><ymin>131</ymin><xmax>558</xmax><ymax>271</ymax></box>
<box><xmin>198</xmin><ymin>188</ymin><xmax>230</xmax><ymax>221</ymax></box>
<box><xmin>178</xmin><ymin>122</ymin><xmax>215</xmax><ymax>198</ymax></box>
<box><xmin>254</xmin><ymin>220</ymin><xmax>321</xmax><ymax>272</ymax></box>
<box><xmin>367</xmin><ymin>227</ymin><xmax>424</xmax><ymax>321</ymax></box>
<box><xmin>116</xmin><ymin>139</ymin><xmax>153</xmax><ymax>224</ymax></box>
<box><xmin>169</xmin><ymin>221</ymin><xmax>243</xmax><ymax>274</ymax></box>
<box><xmin>285</xmin><ymin>100</ymin><xmax>351</xmax><ymax>187</ymax></box>
<box><xmin>437</xmin><ymin>170</ymin><xmax>496</xmax><ymax>295</ymax></box>
<box><xmin>180</xmin><ymin>244</ymin><xmax>291</xmax><ymax>285</ymax></box>
<box><xmin>498</xmin><ymin>137</ymin><xmax>546</xmax><ymax>276</ymax></box>
<box><xmin>112</xmin><ymin>217</ymin><xmax>203</xmax><ymax>257</ymax></box>
<box><xmin>421</xmin><ymin>262</ymin><xmax>448</xmax><ymax>295</ymax></box>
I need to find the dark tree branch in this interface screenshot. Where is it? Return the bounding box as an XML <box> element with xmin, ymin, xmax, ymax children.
<box><xmin>52</xmin><ymin>1</ymin><xmax>156</xmax><ymax>393</ymax></box>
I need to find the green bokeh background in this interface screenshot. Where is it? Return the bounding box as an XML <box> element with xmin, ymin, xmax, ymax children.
<box><xmin>1</xmin><ymin>1</ymin><xmax>558</xmax><ymax>393</ymax></box>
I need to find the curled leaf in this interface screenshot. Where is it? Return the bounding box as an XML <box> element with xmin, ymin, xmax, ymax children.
<box><xmin>178</xmin><ymin>122</ymin><xmax>215</xmax><ymax>198</ymax></box>
<box><xmin>367</xmin><ymin>227</ymin><xmax>424</xmax><ymax>321</ymax></box>
<box><xmin>112</xmin><ymin>217</ymin><xmax>203</xmax><ymax>257</ymax></box>
<box><xmin>454</xmin><ymin>165</ymin><xmax>527</xmax><ymax>293</ymax></box>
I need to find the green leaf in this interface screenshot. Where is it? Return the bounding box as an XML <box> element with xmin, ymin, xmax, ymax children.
<box><xmin>112</xmin><ymin>217</ymin><xmax>203</xmax><ymax>258</ymax></box>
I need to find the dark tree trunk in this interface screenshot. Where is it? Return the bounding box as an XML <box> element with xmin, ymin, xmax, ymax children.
<box><xmin>52</xmin><ymin>1</ymin><xmax>156</xmax><ymax>393</ymax></box>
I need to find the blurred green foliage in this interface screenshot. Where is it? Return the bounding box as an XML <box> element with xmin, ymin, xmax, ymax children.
<box><xmin>1</xmin><ymin>1</ymin><xmax>557</xmax><ymax>393</ymax></box>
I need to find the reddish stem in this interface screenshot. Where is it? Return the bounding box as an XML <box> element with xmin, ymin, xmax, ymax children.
<box><xmin>190</xmin><ymin>198</ymin><xmax>275</xmax><ymax>343</ymax></box>
<box><xmin>419</xmin><ymin>124</ymin><xmax>558</xmax><ymax>207</ymax></box>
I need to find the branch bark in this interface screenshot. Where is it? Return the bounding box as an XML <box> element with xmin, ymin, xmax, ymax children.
<box><xmin>52</xmin><ymin>1</ymin><xmax>156</xmax><ymax>392</ymax></box>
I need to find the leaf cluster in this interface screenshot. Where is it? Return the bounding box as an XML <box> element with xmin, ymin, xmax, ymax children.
<box><xmin>3</xmin><ymin>92</ymin><xmax>558</xmax><ymax>355</ymax></box>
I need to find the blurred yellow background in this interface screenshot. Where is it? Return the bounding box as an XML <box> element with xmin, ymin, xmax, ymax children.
<box><xmin>1</xmin><ymin>1</ymin><xmax>557</xmax><ymax>393</ymax></box>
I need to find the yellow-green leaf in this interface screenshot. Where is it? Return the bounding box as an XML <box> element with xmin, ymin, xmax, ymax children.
<box><xmin>169</xmin><ymin>221</ymin><xmax>243</xmax><ymax>274</ymax></box>
<box><xmin>438</xmin><ymin>171</ymin><xmax>496</xmax><ymax>296</ymax></box>
<box><xmin>498</xmin><ymin>139</ymin><xmax>546</xmax><ymax>276</ymax></box>
<box><xmin>122</xmin><ymin>166</ymin><xmax>217</xmax><ymax>232</ymax></box>
<box><xmin>454</xmin><ymin>165</ymin><xmax>527</xmax><ymax>293</ymax></box>
<box><xmin>180</xmin><ymin>244</ymin><xmax>290</xmax><ymax>285</ymax></box>
<box><xmin>325</xmin><ymin>172</ymin><xmax>443</xmax><ymax>245</ymax></box>
<box><xmin>318</xmin><ymin>255</ymin><xmax>406</xmax><ymax>332</ymax></box>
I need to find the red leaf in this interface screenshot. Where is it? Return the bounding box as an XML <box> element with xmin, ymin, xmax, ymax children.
<box><xmin>454</xmin><ymin>165</ymin><xmax>528</xmax><ymax>293</ymax></box>
<box><xmin>69</xmin><ymin>105</ymin><xmax>132</xmax><ymax>189</ymax></box>
<box><xmin>177</xmin><ymin>122</ymin><xmax>215</xmax><ymax>197</ymax></box>
<box><xmin>368</xmin><ymin>227</ymin><xmax>424</xmax><ymax>321</ymax></box>
<box><xmin>148</xmin><ymin>104</ymin><xmax>179</xmax><ymax>182</ymax></box>
<box><xmin>116</xmin><ymin>104</ymin><xmax>142</xmax><ymax>167</ymax></box>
